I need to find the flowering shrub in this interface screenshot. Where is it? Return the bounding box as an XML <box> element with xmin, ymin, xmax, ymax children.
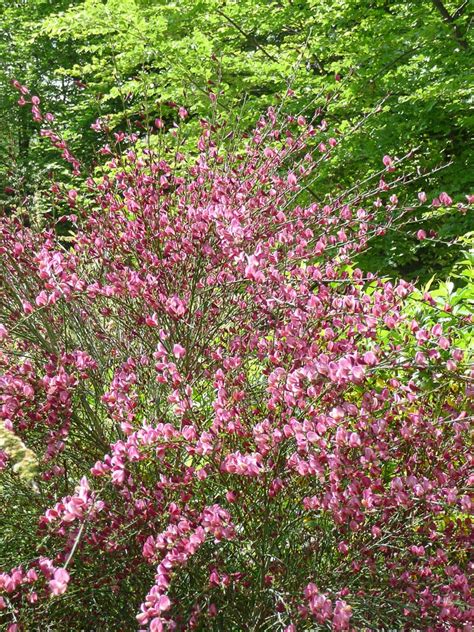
<box><xmin>0</xmin><ymin>84</ymin><xmax>472</xmax><ymax>631</ymax></box>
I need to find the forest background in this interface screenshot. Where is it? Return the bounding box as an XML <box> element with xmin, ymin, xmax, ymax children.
<box><xmin>0</xmin><ymin>0</ymin><xmax>473</xmax><ymax>282</ymax></box>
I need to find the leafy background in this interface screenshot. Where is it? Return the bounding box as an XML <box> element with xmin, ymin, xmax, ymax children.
<box><xmin>0</xmin><ymin>0</ymin><xmax>473</xmax><ymax>281</ymax></box>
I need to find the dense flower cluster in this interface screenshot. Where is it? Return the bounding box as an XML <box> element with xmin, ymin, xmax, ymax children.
<box><xmin>0</xmin><ymin>83</ymin><xmax>472</xmax><ymax>630</ymax></box>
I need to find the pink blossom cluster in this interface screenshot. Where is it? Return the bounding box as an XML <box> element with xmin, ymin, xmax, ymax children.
<box><xmin>0</xmin><ymin>559</ymin><xmax>70</xmax><ymax>622</ymax></box>
<box><xmin>0</xmin><ymin>89</ymin><xmax>472</xmax><ymax>630</ymax></box>
<box><xmin>11</xmin><ymin>81</ymin><xmax>80</xmax><ymax>175</ymax></box>
<box><xmin>138</xmin><ymin>504</ymin><xmax>234</xmax><ymax>630</ymax></box>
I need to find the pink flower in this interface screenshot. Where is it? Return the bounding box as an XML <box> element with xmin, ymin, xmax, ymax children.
<box><xmin>438</xmin><ymin>336</ymin><xmax>449</xmax><ymax>350</ymax></box>
<box><xmin>416</xmin><ymin>230</ymin><xmax>427</xmax><ymax>241</ymax></box>
<box><xmin>157</xmin><ymin>594</ymin><xmax>171</xmax><ymax>611</ymax></box>
<box><xmin>149</xmin><ymin>618</ymin><xmax>164</xmax><ymax>632</ymax></box>
<box><xmin>146</xmin><ymin>313</ymin><xmax>159</xmax><ymax>327</ymax></box>
<box><xmin>35</xmin><ymin>290</ymin><xmax>49</xmax><ymax>307</ymax></box>
<box><xmin>383</xmin><ymin>155</ymin><xmax>394</xmax><ymax>171</ymax></box>
<box><xmin>333</xmin><ymin>600</ymin><xmax>352</xmax><ymax>630</ymax></box>
<box><xmin>245</xmin><ymin>255</ymin><xmax>265</xmax><ymax>283</ymax></box>
<box><xmin>225</xmin><ymin>490</ymin><xmax>237</xmax><ymax>503</ymax></box>
<box><xmin>348</xmin><ymin>432</ymin><xmax>361</xmax><ymax>448</ymax></box>
<box><xmin>363</xmin><ymin>351</ymin><xmax>377</xmax><ymax>366</ymax></box>
<box><xmin>13</xmin><ymin>242</ymin><xmax>24</xmax><ymax>256</ymax></box>
<box><xmin>68</xmin><ymin>189</ymin><xmax>78</xmax><ymax>205</ymax></box>
<box><xmin>166</xmin><ymin>295</ymin><xmax>187</xmax><ymax>318</ymax></box>
<box><xmin>172</xmin><ymin>344</ymin><xmax>186</xmax><ymax>359</ymax></box>
<box><xmin>48</xmin><ymin>568</ymin><xmax>70</xmax><ymax>596</ymax></box>
<box><xmin>410</xmin><ymin>545</ymin><xmax>425</xmax><ymax>556</ymax></box>
<box><xmin>418</xmin><ymin>191</ymin><xmax>427</xmax><ymax>203</ymax></box>
<box><xmin>330</xmin><ymin>406</ymin><xmax>345</xmax><ymax>420</ymax></box>
<box><xmin>439</xmin><ymin>192</ymin><xmax>452</xmax><ymax>205</ymax></box>
<box><xmin>287</xmin><ymin>172</ymin><xmax>298</xmax><ymax>187</ymax></box>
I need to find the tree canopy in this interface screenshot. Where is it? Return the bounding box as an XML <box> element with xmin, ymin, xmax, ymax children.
<box><xmin>1</xmin><ymin>0</ymin><xmax>473</xmax><ymax>277</ymax></box>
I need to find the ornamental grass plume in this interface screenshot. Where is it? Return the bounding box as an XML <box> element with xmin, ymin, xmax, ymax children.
<box><xmin>0</xmin><ymin>82</ymin><xmax>472</xmax><ymax>631</ymax></box>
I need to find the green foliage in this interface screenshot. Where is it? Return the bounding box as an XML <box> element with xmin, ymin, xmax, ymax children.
<box><xmin>0</xmin><ymin>0</ymin><xmax>83</xmax><ymax>208</ymax></box>
<box><xmin>409</xmin><ymin>245</ymin><xmax>474</xmax><ymax>350</ymax></box>
<box><xmin>358</xmin><ymin>203</ymin><xmax>474</xmax><ymax>281</ymax></box>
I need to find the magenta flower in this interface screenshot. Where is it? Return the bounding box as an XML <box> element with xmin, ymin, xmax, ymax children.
<box><xmin>417</xmin><ymin>229</ymin><xmax>427</xmax><ymax>240</ymax></box>
<box><xmin>48</xmin><ymin>568</ymin><xmax>70</xmax><ymax>596</ymax></box>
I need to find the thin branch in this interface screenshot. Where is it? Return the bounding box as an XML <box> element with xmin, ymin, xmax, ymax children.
<box><xmin>215</xmin><ymin>8</ymin><xmax>280</xmax><ymax>63</ymax></box>
<box><xmin>431</xmin><ymin>0</ymin><xmax>469</xmax><ymax>49</ymax></box>
<box><xmin>453</xmin><ymin>1</ymin><xmax>469</xmax><ymax>21</ymax></box>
